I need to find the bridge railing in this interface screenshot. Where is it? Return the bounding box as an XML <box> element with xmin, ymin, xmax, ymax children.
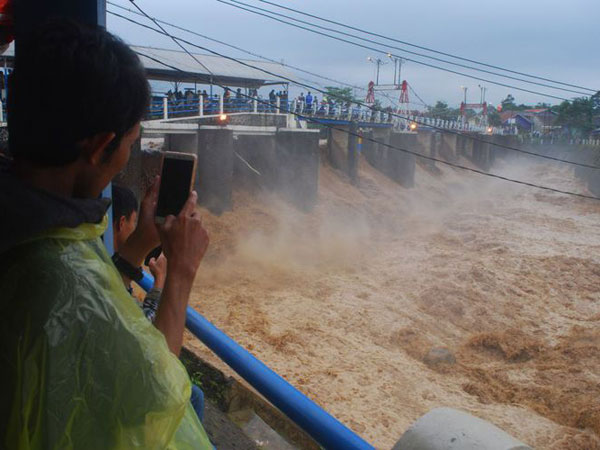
<box><xmin>144</xmin><ymin>93</ymin><xmax>507</xmax><ymax>134</ymax></box>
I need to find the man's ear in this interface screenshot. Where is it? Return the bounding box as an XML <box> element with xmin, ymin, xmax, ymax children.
<box><xmin>79</xmin><ymin>132</ymin><xmax>117</xmax><ymax>166</ymax></box>
<box><xmin>116</xmin><ymin>214</ymin><xmax>126</xmax><ymax>232</ymax></box>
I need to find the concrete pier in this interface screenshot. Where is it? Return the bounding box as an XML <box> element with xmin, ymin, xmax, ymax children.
<box><xmin>416</xmin><ymin>131</ymin><xmax>437</xmax><ymax>169</ymax></box>
<box><xmin>197</xmin><ymin>126</ymin><xmax>234</xmax><ymax>214</ymax></box>
<box><xmin>276</xmin><ymin>129</ymin><xmax>320</xmax><ymax>211</ymax></box>
<box><xmin>440</xmin><ymin>133</ymin><xmax>459</xmax><ymax>162</ymax></box>
<box><xmin>388</xmin><ymin>132</ymin><xmax>416</xmax><ymax>187</ymax></box>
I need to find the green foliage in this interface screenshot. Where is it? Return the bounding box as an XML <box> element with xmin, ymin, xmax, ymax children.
<box><xmin>323</xmin><ymin>86</ymin><xmax>359</xmax><ymax>104</ymax></box>
<box><xmin>500</xmin><ymin>94</ymin><xmax>532</xmax><ymax>111</ymax></box>
<box><xmin>501</xmin><ymin>94</ymin><xmax>517</xmax><ymax>111</ymax></box>
<box><xmin>555</xmin><ymin>96</ymin><xmax>595</xmax><ymax>134</ymax></box>
<box><xmin>428</xmin><ymin>100</ymin><xmax>459</xmax><ymax>121</ymax></box>
<box><xmin>487</xmin><ymin>107</ymin><xmax>502</xmax><ymax>126</ymax></box>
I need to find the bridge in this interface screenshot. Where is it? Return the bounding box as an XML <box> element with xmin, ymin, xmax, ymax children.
<box><xmin>146</xmin><ymin>91</ymin><xmax>500</xmax><ymax>134</ymax></box>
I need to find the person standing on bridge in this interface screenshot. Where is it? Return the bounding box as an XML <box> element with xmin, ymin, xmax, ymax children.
<box><xmin>305</xmin><ymin>90</ymin><xmax>313</xmax><ymax>114</ymax></box>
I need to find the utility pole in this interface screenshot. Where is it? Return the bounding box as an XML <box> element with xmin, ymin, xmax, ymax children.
<box><xmin>461</xmin><ymin>86</ymin><xmax>468</xmax><ymax>104</ymax></box>
<box><xmin>387</xmin><ymin>54</ymin><xmax>404</xmax><ymax>87</ymax></box>
<box><xmin>367</xmin><ymin>56</ymin><xmax>387</xmax><ymax>85</ymax></box>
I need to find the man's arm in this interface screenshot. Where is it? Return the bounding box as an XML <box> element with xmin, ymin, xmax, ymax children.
<box><xmin>154</xmin><ymin>191</ymin><xmax>209</xmax><ymax>355</ymax></box>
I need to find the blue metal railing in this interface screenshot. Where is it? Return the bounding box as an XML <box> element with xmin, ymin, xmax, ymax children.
<box><xmin>137</xmin><ymin>271</ymin><xmax>374</xmax><ymax>450</ymax></box>
<box><xmin>144</xmin><ymin>93</ymin><xmax>411</xmax><ymax>128</ymax></box>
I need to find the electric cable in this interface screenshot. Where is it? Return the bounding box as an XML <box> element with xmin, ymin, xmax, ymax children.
<box><xmin>220</xmin><ymin>0</ymin><xmax>590</xmax><ymax>96</ymax></box>
<box><xmin>215</xmin><ymin>0</ymin><xmax>573</xmax><ymax>101</ymax></box>
<box><xmin>109</xmin><ymin>8</ymin><xmax>600</xmax><ymax>170</ymax></box>
<box><xmin>255</xmin><ymin>0</ymin><xmax>598</xmax><ymax>93</ymax></box>
<box><xmin>132</xmin><ymin>46</ymin><xmax>600</xmax><ymax>202</ymax></box>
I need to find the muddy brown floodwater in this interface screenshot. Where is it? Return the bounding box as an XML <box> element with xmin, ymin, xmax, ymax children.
<box><xmin>184</xmin><ymin>151</ymin><xmax>600</xmax><ymax>450</ymax></box>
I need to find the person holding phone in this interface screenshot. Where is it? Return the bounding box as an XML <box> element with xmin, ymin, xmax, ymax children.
<box><xmin>0</xmin><ymin>20</ymin><xmax>212</xmax><ymax>449</ymax></box>
<box><xmin>111</xmin><ymin>183</ymin><xmax>206</xmax><ymax>423</ymax></box>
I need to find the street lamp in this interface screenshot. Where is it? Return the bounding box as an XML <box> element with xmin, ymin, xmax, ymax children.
<box><xmin>367</xmin><ymin>56</ymin><xmax>387</xmax><ymax>85</ymax></box>
<box><xmin>460</xmin><ymin>85</ymin><xmax>468</xmax><ymax>104</ymax></box>
<box><xmin>387</xmin><ymin>53</ymin><xmax>405</xmax><ymax>87</ymax></box>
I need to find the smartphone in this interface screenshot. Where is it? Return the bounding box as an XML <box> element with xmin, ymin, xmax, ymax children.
<box><xmin>155</xmin><ymin>151</ymin><xmax>197</xmax><ymax>224</ymax></box>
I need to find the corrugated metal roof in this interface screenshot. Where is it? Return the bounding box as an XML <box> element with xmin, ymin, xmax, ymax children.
<box><xmin>0</xmin><ymin>43</ymin><xmax>295</xmax><ymax>87</ymax></box>
<box><xmin>132</xmin><ymin>45</ymin><xmax>294</xmax><ymax>86</ymax></box>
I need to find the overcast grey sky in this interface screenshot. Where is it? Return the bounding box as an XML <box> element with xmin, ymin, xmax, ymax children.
<box><xmin>107</xmin><ymin>0</ymin><xmax>599</xmax><ymax>109</ymax></box>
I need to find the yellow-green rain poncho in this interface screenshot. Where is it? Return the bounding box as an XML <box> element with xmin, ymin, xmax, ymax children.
<box><xmin>0</xmin><ymin>216</ymin><xmax>213</xmax><ymax>449</ymax></box>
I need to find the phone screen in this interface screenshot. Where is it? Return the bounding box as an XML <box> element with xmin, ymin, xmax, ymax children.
<box><xmin>156</xmin><ymin>157</ymin><xmax>195</xmax><ymax>218</ymax></box>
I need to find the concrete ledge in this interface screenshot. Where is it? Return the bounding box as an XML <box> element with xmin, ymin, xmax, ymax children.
<box><xmin>142</xmin><ymin>122</ymin><xmax>197</xmax><ymax>134</ymax></box>
<box><xmin>392</xmin><ymin>408</ymin><xmax>531</xmax><ymax>450</ymax></box>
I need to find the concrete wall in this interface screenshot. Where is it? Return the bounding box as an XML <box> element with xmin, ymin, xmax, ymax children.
<box><xmin>440</xmin><ymin>133</ymin><xmax>459</xmax><ymax>162</ymax></box>
<box><xmin>168</xmin><ymin>113</ymin><xmax>287</xmax><ymax>128</ymax></box>
<box><xmin>164</xmin><ymin>133</ymin><xmax>198</xmax><ymax>154</ymax></box>
<box><xmin>233</xmin><ymin>134</ymin><xmax>278</xmax><ymax>189</ymax></box>
<box><xmin>363</xmin><ymin>128</ymin><xmax>391</xmax><ymax>173</ymax></box>
<box><xmin>197</xmin><ymin>126</ymin><xmax>234</xmax><ymax>214</ymax></box>
<box><xmin>393</xmin><ymin>407</ymin><xmax>531</xmax><ymax>450</ymax></box>
<box><xmin>276</xmin><ymin>129</ymin><xmax>320</xmax><ymax>211</ymax></box>
<box><xmin>363</xmin><ymin>129</ymin><xmax>416</xmax><ymax>188</ymax></box>
<box><xmin>416</xmin><ymin>131</ymin><xmax>437</xmax><ymax>169</ymax></box>
<box><xmin>327</xmin><ymin>128</ymin><xmax>349</xmax><ymax>173</ymax></box>
<box><xmin>388</xmin><ymin>132</ymin><xmax>416</xmax><ymax>187</ymax></box>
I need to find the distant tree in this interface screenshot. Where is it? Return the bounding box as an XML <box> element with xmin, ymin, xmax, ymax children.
<box><xmin>555</xmin><ymin>97</ymin><xmax>594</xmax><ymax>134</ymax></box>
<box><xmin>487</xmin><ymin>106</ymin><xmax>502</xmax><ymax>126</ymax></box>
<box><xmin>324</xmin><ymin>86</ymin><xmax>360</xmax><ymax>104</ymax></box>
<box><xmin>591</xmin><ymin>91</ymin><xmax>600</xmax><ymax>113</ymax></box>
<box><xmin>428</xmin><ymin>100</ymin><xmax>460</xmax><ymax>121</ymax></box>
<box><xmin>501</xmin><ymin>94</ymin><xmax>517</xmax><ymax>111</ymax></box>
<box><xmin>592</xmin><ymin>91</ymin><xmax>600</xmax><ymax>128</ymax></box>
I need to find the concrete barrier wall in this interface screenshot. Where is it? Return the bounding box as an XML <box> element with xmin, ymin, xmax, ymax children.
<box><xmin>164</xmin><ymin>133</ymin><xmax>198</xmax><ymax>154</ymax></box>
<box><xmin>416</xmin><ymin>131</ymin><xmax>436</xmax><ymax>168</ymax></box>
<box><xmin>440</xmin><ymin>133</ymin><xmax>458</xmax><ymax>162</ymax></box>
<box><xmin>197</xmin><ymin>126</ymin><xmax>234</xmax><ymax>214</ymax></box>
<box><xmin>393</xmin><ymin>407</ymin><xmax>531</xmax><ymax>450</ymax></box>
<box><xmin>388</xmin><ymin>132</ymin><xmax>416</xmax><ymax>187</ymax></box>
<box><xmin>172</xmin><ymin>113</ymin><xmax>287</xmax><ymax>128</ymax></box>
<box><xmin>233</xmin><ymin>134</ymin><xmax>278</xmax><ymax>189</ymax></box>
<box><xmin>327</xmin><ymin>128</ymin><xmax>349</xmax><ymax>173</ymax></box>
<box><xmin>276</xmin><ymin>129</ymin><xmax>320</xmax><ymax>211</ymax></box>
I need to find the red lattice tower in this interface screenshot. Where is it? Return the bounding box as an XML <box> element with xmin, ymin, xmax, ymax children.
<box><xmin>397</xmin><ymin>80</ymin><xmax>409</xmax><ymax>116</ymax></box>
<box><xmin>365</xmin><ymin>81</ymin><xmax>375</xmax><ymax>105</ymax></box>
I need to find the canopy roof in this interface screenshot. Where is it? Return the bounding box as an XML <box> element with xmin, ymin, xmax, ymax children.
<box><xmin>1</xmin><ymin>43</ymin><xmax>293</xmax><ymax>88</ymax></box>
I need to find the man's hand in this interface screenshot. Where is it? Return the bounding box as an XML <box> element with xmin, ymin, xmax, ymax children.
<box><xmin>119</xmin><ymin>176</ymin><xmax>161</xmax><ymax>267</ymax></box>
<box><xmin>148</xmin><ymin>253</ymin><xmax>167</xmax><ymax>290</ymax></box>
<box><xmin>153</xmin><ymin>191</ymin><xmax>209</xmax><ymax>355</ymax></box>
<box><xmin>157</xmin><ymin>191</ymin><xmax>209</xmax><ymax>281</ymax></box>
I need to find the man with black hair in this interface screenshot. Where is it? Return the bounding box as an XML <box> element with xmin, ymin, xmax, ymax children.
<box><xmin>0</xmin><ymin>19</ymin><xmax>212</xmax><ymax>448</ymax></box>
<box><xmin>111</xmin><ymin>183</ymin><xmax>139</xmax><ymax>253</ymax></box>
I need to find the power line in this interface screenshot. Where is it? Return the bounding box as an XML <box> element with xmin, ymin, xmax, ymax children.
<box><xmin>114</xmin><ymin>6</ymin><xmax>600</xmax><ymax>201</ymax></box>
<box><xmin>135</xmin><ymin>48</ymin><xmax>600</xmax><ymax>202</ymax></box>
<box><xmin>256</xmin><ymin>0</ymin><xmax>598</xmax><ymax>94</ymax></box>
<box><xmin>108</xmin><ymin>1</ymin><xmax>368</xmax><ymax>94</ymax></box>
<box><xmin>127</xmin><ymin>0</ymin><xmax>215</xmax><ymax>78</ymax></box>
<box><xmin>109</xmin><ymin>1</ymin><xmax>426</xmax><ymax>109</ymax></box>
<box><xmin>108</xmin><ymin>9</ymin><xmax>600</xmax><ymax>170</ymax></box>
<box><xmin>221</xmin><ymin>0</ymin><xmax>590</xmax><ymax>97</ymax></box>
<box><xmin>215</xmin><ymin>0</ymin><xmax>572</xmax><ymax>102</ymax></box>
